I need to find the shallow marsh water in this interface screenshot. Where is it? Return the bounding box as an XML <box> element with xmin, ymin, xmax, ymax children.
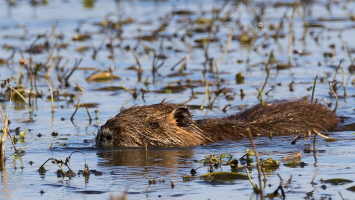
<box><xmin>2</xmin><ymin>0</ymin><xmax>355</xmax><ymax>199</ymax></box>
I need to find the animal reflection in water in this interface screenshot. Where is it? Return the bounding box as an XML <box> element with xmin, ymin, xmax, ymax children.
<box><xmin>97</xmin><ymin>148</ymin><xmax>194</xmax><ymax>168</ymax></box>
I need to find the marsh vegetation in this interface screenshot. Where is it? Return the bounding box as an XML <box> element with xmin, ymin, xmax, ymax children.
<box><xmin>1</xmin><ymin>0</ymin><xmax>355</xmax><ymax>199</ymax></box>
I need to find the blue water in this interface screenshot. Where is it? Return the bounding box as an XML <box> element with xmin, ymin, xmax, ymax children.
<box><xmin>1</xmin><ymin>0</ymin><xmax>355</xmax><ymax>199</ymax></box>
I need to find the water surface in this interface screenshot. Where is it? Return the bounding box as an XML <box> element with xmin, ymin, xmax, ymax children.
<box><xmin>1</xmin><ymin>0</ymin><xmax>355</xmax><ymax>199</ymax></box>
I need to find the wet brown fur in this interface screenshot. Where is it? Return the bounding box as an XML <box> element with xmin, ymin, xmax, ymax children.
<box><xmin>96</xmin><ymin>99</ymin><xmax>338</xmax><ymax>147</ymax></box>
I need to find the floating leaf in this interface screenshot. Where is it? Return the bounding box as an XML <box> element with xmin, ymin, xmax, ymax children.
<box><xmin>239</xmin><ymin>32</ymin><xmax>253</xmax><ymax>44</ymax></box>
<box><xmin>294</xmin><ymin>49</ymin><xmax>311</xmax><ymax>56</ymax></box>
<box><xmin>92</xmin><ymin>86</ymin><xmax>123</xmax><ymax>91</ymax></box>
<box><xmin>78</xmin><ymin>67</ymin><xmax>99</xmax><ymax>71</ymax></box>
<box><xmin>306</xmin><ymin>21</ymin><xmax>325</xmax><ymax>28</ymax></box>
<box><xmin>86</xmin><ymin>71</ymin><xmax>120</xmax><ymax>81</ymax></box>
<box><xmin>246</xmin><ymin>149</ymin><xmax>255</xmax><ymax>156</ymax></box>
<box><xmin>281</xmin><ymin>152</ymin><xmax>302</xmax><ymax>162</ymax></box>
<box><xmin>195</xmin><ymin>18</ymin><xmax>212</xmax><ymax>25</ymax></box>
<box><xmin>262</xmin><ymin>157</ymin><xmax>280</xmax><ymax>166</ymax></box>
<box><xmin>284</xmin><ymin>161</ymin><xmax>307</xmax><ymax>168</ymax></box>
<box><xmin>20</xmin><ymin>129</ymin><xmax>26</xmax><ymax>143</ymax></box>
<box><xmin>75</xmin><ymin>46</ymin><xmax>91</xmax><ymax>52</ymax></box>
<box><xmin>0</xmin><ymin>58</ymin><xmax>8</xmax><ymax>65</ymax></box>
<box><xmin>172</xmin><ymin>10</ymin><xmax>195</xmax><ymax>15</ymax></box>
<box><xmin>74</xmin><ymin>103</ymin><xmax>99</xmax><ymax>108</ymax></box>
<box><xmin>72</xmin><ymin>34</ymin><xmax>91</xmax><ymax>41</ymax></box>
<box><xmin>183</xmin><ymin>172</ymin><xmax>248</xmax><ymax>181</ymax></box>
<box><xmin>262</xmin><ymin>157</ymin><xmax>280</xmax><ymax>171</ymax></box>
<box><xmin>75</xmin><ymin>83</ymin><xmax>85</xmax><ymax>92</ymax></box>
<box><xmin>276</xmin><ymin>63</ymin><xmax>293</xmax><ymax>70</ymax></box>
<box><xmin>324</xmin><ymin>178</ymin><xmax>353</xmax><ymax>185</ymax></box>
<box><xmin>220</xmin><ymin>154</ymin><xmax>233</xmax><ymax>160</ymax></box>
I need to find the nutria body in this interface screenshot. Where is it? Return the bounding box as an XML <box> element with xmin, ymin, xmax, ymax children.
<box><xmin>96</xmin><ymin>99</ymin><xmax>338</xmax><ymax>147</ymax></box>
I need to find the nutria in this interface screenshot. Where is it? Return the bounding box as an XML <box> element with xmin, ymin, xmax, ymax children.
<box><xmin>96</xmin><ymin>99</ymin><xmax>338</xmax><ymax>147</ymax></box>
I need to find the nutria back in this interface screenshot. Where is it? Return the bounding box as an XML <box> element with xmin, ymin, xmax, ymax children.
<box><xmin>96</xmin><ymin>99</ymin><xmax>338</xmax><ymax>147</ymax></box>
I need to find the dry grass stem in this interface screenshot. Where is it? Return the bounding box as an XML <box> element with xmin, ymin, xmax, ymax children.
<box><xmin>178</xmin><ymin>44</ymin><xmax>192</xmax><ymax>73</ymax></box>
<box><xmin>7</xmin><ymin>85</ymin><xmax>32</xmax><ymax>114</ymax></box>
<box><xmin>213</xmin><ymin>29</ymin><xmax>234</xmax><ymax>73</ymax></box>
<box><xmin>314</xmin><ymin>129</ymin><xmax>355</xmax><ymax>141</ymax></box>
<box><xmin>346</xmin><ymin>42</ymin><xmax>354</xmax><ymax>66</ymax></box>
<box><xmin>311</xmin><ymin>169</ymin><xmax>318</xmax><ymax>184</ymax></box>
<box><xmin>200</xmin><ymin>73</ymin><xmax>210</xmax><ymax>110</ymax></box>
<box><xmin>121</xmin><ymin>85</ymin><xmax>134</xmax><ymax>95</ymax></box>
<box><xmin>46</xmin><ymin>80</ymin><xmax>55</xmax><ymax>113</ymax></box>
<box><xmin>0</xmin><ymin>105</ymin><xmax>9</xmax><ymax>166</ymax></box>
<box><xmin>287</xmin><ymin>7</ymin><xmax>295</xmax><ymax>66</ymax></box>
<box><xmin>341</xmin><ymin>66</ymin><xmax>347</xmax><ymax>97</ymax></box>
<box><xmin>328</xmin><ymin>81</ymin><xmax>339</xmax><ymax>113</ymax></box>
<box><xmin>129</xmin><ymin>46</ymin><xmax>143</xmax><ymax>82</ymax></box>
<box><xmin>245</xmin><ymin>167</ymin><xmax>259</xmax><ymax>191</ymax></box>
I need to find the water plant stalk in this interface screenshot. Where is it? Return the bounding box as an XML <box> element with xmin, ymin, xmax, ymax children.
<box><xmin>287</xmin><ymin>7</ymin><xmax>295</xmax><ymax>67</ymax></box>
<box><xmin>247</xmin><ymin>128</ymin><xmax>264</xmax><ymax>199</ymax></box>
<box><xmin>70</xmin><ymin>99</ymin><xmax>80</xmax><ymax>121</ymax></box>
<box><xmin>46</xmin><ymin>80</ymin><xmax>55</xmax><ymax>113</ymax></box>
<box><xmin>257</xmin><ymin>50</ymin><xmax>273</xmax><ymax>103</ymax></box>
<box><xmin>7</xmin><ymin>86</ymin><xmax>32</xmax><ymax>114</ymax></box>
<box><xmin>311</xmin><ymin>75</ymin><xmax>318</xmax><ymax>103</ymax></box>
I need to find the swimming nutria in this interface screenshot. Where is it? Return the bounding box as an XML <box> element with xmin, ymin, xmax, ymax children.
<box><xmin>96</xmin><ymin>99</ymin><xmax>338</xmax><ymax>147</ymax></box>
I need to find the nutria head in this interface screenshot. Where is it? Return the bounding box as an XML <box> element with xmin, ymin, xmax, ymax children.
<box><xmin>96</xmin><ymin>101</ymin><xmax>208</xmax><ymax>147</ymax></box>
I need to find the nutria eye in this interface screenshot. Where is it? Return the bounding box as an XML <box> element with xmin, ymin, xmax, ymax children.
<box><xmin>147</xmin><ymin>122</ymin><xmax>159</xmax><ymax>129</ymax></box>
<box><xmin>106</xmin><ymin>135</ymin><xmax>112</xmax><ymax>140</ymax></box>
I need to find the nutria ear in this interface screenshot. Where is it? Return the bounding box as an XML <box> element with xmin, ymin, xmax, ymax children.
<box><xmin>173</xmin><ymin>107</ymin><xmax>192</xmax><ymax>127</ymax></box>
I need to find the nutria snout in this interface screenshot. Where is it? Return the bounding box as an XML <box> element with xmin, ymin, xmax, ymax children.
<box><xmin>96</xmin><ymin>99</ymin><xmax>338</xmax><ymax>147</ymax></box>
